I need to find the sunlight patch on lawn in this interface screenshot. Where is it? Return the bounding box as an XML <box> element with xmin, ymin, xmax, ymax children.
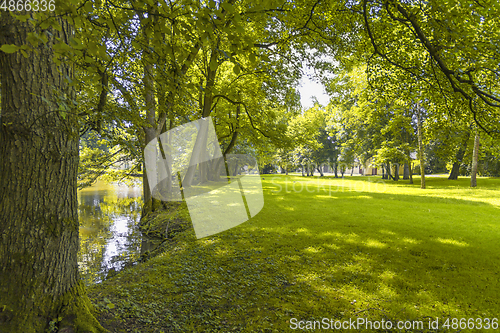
<box><xmin>375</xmin><ymin>283</ymin><xmax>398</xmax><ymax>299</ymax></box>
<box><xmin>363</xmin><ymin>239</ymin><xmax>387</xmax><ymax>248</ymax></box>
<box><xmin>379</xmin><ymin>229</ymin><xmax>397</xmax><ymax>236</ymax></box>
<box><xmin>200</xmin><ymin>238</ymin><xmax>220</xmax><ymax>246</ymax></box>
<box><xmin>214</xmin><ymin>247</ymin><xmax>233</xmax><ymax>256</ymax></box>
<box><xmin>324</xmin><ymin>243</ymin><xmax>341</xmax><ymax>250</ymax></box>
<box><xmin>315</xmin><ymin>195</ymin><xmax>339</xmax><ymax>199</ymax></box>
<box><xmin>304</xmin><ymin>246</ymin><xmax>324</xmax><ymax>254</ymax></box>
<box><xmin>320</xmin><ymin>231</ymin><xmax>342</xmax><ymax>237</ymax></box>
<box><xmin>402</xmin><ymin>237</ymin><xmax>421</xmax><ymax>244</ymax></box>
<box><xmin>379</xmin><ymin>270</ymin><xmax>396</xmax><ymax>280</ymax></box>
<box><xmin>351</xmin><ymin>195</ymin><xmax>373</xmax><ymax>199</ymax></box>
<box><xmin>345</xmin><ymin>233</ymin><xmax>360</xmax><ymax>243</ymax></box>
<box><xmin>436</xmin><ymin>238</ymin><xmax>469</xmax><ymax>247</ymax></box>
<box><xmin>297</xmin><ymin>272</ymin><xmax>321</xmax><ymax>282</ymax></box>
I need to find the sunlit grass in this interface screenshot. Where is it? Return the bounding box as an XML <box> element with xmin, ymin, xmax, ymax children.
<box><xmin>90</xmin><ymin>175</ymin><xmax>500</xmax><ymax>332</ymax></box>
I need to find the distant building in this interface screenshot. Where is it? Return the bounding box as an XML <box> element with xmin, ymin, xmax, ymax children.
<box><xmin>362</xmin><ymin>154</ymin><xmax>417</xmax><ymax>176</ymax></box>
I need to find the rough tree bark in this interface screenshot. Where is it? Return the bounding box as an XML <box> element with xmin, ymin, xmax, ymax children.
<box><xmin>142</xmin><ymin>54</ymin><xmax>156</xmax><ymax>208</ymax></box>
<box><xmin>403</xmin><ymin>163</ymin><xmax>410</xmax><ymax>180</ymax></box>
<box><xmin>0</xmin><ymin>13</ymin><xmax>104</xmax><ymax>333</ymax></box>
<box><xmin>386</xmin><ymin>162</ymin><xmax>394</xmax><ymax>180</ymax></box>
<box><xmin>394</xmin><ymin>163</ymin><xmax>399</xmax><ymax>181</ymax></box>
<box><xmin>307</xmin><ymin>163</ymin><xmax>314</xmax><ymax>176</ymax></box>
<box><xmin>141</xmin><ymin>7</ymin><xmax>163</xmax><ymax>217</ymax></box>
<box><xmin>470</xmin><ymin>133</ymin><xmax>480</xmax><ymax>187</ymax></box>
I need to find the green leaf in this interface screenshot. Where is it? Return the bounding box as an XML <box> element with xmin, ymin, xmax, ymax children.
<box><xmin>233</xmin><ymin>64</ymin><xmax>241</xmax><ymax>75</ymax></box>
<box><xmin>14</xmin><ymin>14</ymin><xmax>30</xmax><ymax>22</ymax></box>
<box><xmin>249</xmin><ymin>52</ymin><xmax>256</xmax><ymax>63</ymax></box>
<box><xmin>0</xmin><ymin>44</ymin><xmax>19</xmax><ymax>54</ymax></box>
<box><xmin>221</xmin><ymin>2</ymin><xmax>234</xmax><ymax>13</ymax></box>
<box><xmin>84</xmin><ymin>1</ymin><xmax>93</xmax><ymax>12</ymax></box>
<box><xmin>70</xmin><ymin>37</ymin><xmax>83</xmax><ymax>49</ymax></box>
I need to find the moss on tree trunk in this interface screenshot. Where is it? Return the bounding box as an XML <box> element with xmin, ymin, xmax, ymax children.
<box><xmin>0</xmin><ymin>11</ymin><xmax>104</xmax><ymax>333</ymax></box>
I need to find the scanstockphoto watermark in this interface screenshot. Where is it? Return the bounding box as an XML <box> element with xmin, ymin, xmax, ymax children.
<box><xmin>290</xmin><ymin>317</ymin><xmax>499</xmax><ymax>331</ymax></box>
<box><xmin>290</xmin><ymin>317</ymin><xmax>424</xmax><ymax>330</ymax></box>
<box><xmin>144</xmin><ymin>116</ymin><xmax>264</xmax><ymax>239</ymax></box>
<box><xmin>271</xmin><ymin>176</ymin><xmax>387</xmax><ymax>195</ymax></box>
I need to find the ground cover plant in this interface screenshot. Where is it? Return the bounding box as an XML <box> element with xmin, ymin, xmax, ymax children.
<box><xmin>89</xmin><ymin>175</ymin><xmax>500</xmax><ymax>332</ymax></box>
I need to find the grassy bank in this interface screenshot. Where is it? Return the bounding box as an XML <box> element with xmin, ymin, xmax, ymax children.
<box><xmin>89</xmin><ymin>175</ymin><xmax>500</xmax><ymax>332</ymax></box>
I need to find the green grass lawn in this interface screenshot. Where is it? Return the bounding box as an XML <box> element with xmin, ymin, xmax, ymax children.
<box><xmin>89</xmin><ymin>175</ymin><xmax>500</xmax><ymax>332</ymax></box>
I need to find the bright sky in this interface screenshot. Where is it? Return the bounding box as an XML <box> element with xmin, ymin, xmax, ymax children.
<box><xmin>299</xmin><ymin>75</ymin><xmax>330</xmax><ymax>109</ymax></box>
<box><xmin>298</xmin><ymin>62</ymin><xmax>331</xmax><ymax>109</ymax></box>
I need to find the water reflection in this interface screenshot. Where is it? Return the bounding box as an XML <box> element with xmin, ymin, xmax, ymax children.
<box><xmin>77</xmin><ymin>181</ymin><xmax>143</xmax><ymax>285</ymax></box>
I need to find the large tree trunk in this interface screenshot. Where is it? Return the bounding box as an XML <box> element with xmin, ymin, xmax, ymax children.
<box><xmin>403</xmin><ymin>163</ymin><xmax>410</xmax><ymax>180</ymax></box>
<box><xmin>386</xmin><ymin>162</ymin><xmax>394</xmax><ymax>180</ymax></box>
<box><xmin>448</xmin><ymin>162</ymin><xmax>460</xmax><ymax>180</ymax></box>
<box><xmin>471</xmin><ymin>133</ymin><xmax>480</xmax><ymax>187</ymax></box>
<box><xmin>448</xmin><ymin>131</ymin><xmax>470</xmax><ymax>180</ymax></box>
<box><xmin>142</xmin><ymin>61</ymin><xmax>156</xmax><ymax>210</ymax></box>
<box><xmin>141</xmin><ymin>8</ymin><xmax>162</xmax><ymax>217</ymax></box>
<box><xmin>0</xmin><ymin>14</ymin><xmax>104</xmax><ymax>332</ymax></box>
<box><xmin>416</xmin><ymin>101</ymin><xmax>426</xmax><ymax>189</ymax></box>
<box><xmin>393</xmin><ymin>163</ymin><xmax>399</xmax><ymax>181</ymax></box>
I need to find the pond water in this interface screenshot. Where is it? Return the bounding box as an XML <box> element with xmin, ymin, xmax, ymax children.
<box><xmin>77</xmin><ymin>181</ymin><xmax>146</xmax><ymax>285</ymax></box>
